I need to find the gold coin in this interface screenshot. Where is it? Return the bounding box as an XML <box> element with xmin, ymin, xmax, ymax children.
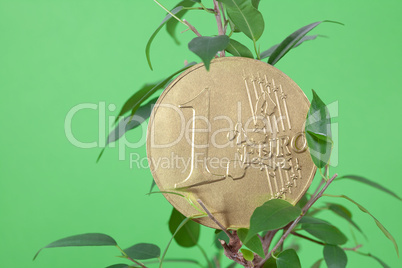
<box><xmin>147</xmin><ymin>57</ymin><xmax>316</xmax><ymax>229</ymax></box>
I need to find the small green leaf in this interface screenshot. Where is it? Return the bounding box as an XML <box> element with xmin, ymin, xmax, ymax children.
<box><xmin>326</xmin><ymin>203</ymin><xmax>363</xmax><ymax>234</ymax></box>
<box><xmin>226</xmin><ymin>39</ymin><xmax>254</xmax><ymax>58</ymax></box>
<box><xmin>276</xmin><ymin>249</ymin><xmax>301</xmax><ymax>268</ymax></box>
<box><xmin>268</xmin><ymin>21</ymin><xmax>342</xmax><ymax>65</ymax></box>
<box><xmin>337</xmin><ymin>175</ymin><xmax>402</xmax><ymax>201</ymax></box>
<box><xmin>327</xmin><ymin>195</ymin><xmax>399</xmax><ymax>256</ymax></box>
<box><xmin>33</xmin><ymin>233</ymin><xmax>117</xmax><ymax>260</ymax></box>
<box><xmin>247</xmin><ymin>199</ymin><xmax>301</xmax><ymax>242</ymax></box>
<box><xmin>166</xmin><ymin>1</ymin><xmax>196</xmax><ymax>45</ymax></box>
<box><xmin>237</xmin><ymin>228</ymin><xmax>265</xmax><ymax>258</ymax></box>
<box><xmin>169</xmin><ymin>208</ymin><xmax>200</xmax><ymax>247</ymax></box>
<box><xmin>124</xmin><ymin>243</ymin><xmax>160</xmax><ymax>260</ymax></box>
<box><xmin>146</xmin><ymin>6</ymin><xmax>184</xmax><ymax>70</ymax></box>
<box><xmin>311</xmin><ymin>258</ymin><xmax>323</xmax><ymax>268</ymax></box>
<box><xmin>241</xmin><ymin>248</ymin><xmax>254</xmax><ymax>261</ymax></box>
<box><xmin>300</xmin><ymin>217</ymin><xmax>348</xmax><ymax>245</ymax></box>
<box><xmin>305</xmin><ymin>90</ymin><xmax>332</xmax><ymax>168</ymax></box>
<box><xmin>323</xmin><ymin>245</ymin><xmax>347</xmax><ymax>268</ymax></box>
<box><xmin>261</xmin><ymin>35</ymin><xmax>318</xmax><ymax>60</ymax></box>
<box><xmin>220</xmin><ymin>0</ymin><xmax>264</xmax><ymax>42</ymax></box>
<box><xmin>188</xmin><ymin>36</ymin><xmax>230</xmax><ymax>70</ymax></box>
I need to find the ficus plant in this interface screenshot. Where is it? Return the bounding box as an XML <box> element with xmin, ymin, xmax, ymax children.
<box><xmin>34</xmin><ymin>1</ymin><xmax>400</xmax><ymax>268</ymax></box>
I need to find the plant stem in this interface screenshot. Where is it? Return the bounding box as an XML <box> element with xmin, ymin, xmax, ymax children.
<box><xmin>197</xmin><ymin>244</ymin><xmax>214</xmax><ymax>268</ymax></box>
<box><xmin>213</xmin><ymin>0</ymin><xmax>225</xmax><ymax>57</ymax></box>
<box><xmin>153</xmin><ymin>0</ymin><xmax>186</xmax><ymax>26</ymax></box>
<box><xmin>197</xmin><ymin>199</ymin><xmax>234</xmax><ymax>239</ymax></box>
<box><xmin>291</xmin><ymin>232</ymin><xmax>325</xmax><ymax>246</ymax></box>
<box><xmin>183</xmin><ymin>20</ymin><xmax>202</xmax><ymax>37</ymax></box>
<box><xmin>257</xmin><ymin>173</ymin><xmax>338</xmax><ymax>267</ymax></box>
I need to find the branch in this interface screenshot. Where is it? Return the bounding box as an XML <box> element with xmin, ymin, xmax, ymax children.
<box><xmin>257</xmin><ymin>173</ymin><xmax>338</xmax><ymax>267</ymax></box>
<box><xmin>291</xmin><ymin>232</ymin><xmax>325</xmax><ymax>246</ymax></box>
<box><xmin>213</xmin><ymin>0</ymin><xmax>225</xmax><ymax>57</ymax></box>
<box><xmin>197</xmin><ymin>199</ymin><xmax>233</xmax><ymax>239</ymax></box>
<box><xmin>183</xmin><ymin>19</ymin><xmax>202</xmax><ymax>37</ymax></box>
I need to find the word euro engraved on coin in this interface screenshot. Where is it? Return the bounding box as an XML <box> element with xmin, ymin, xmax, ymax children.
<box><xmin>147</xmin><ymin>57</ymin><xmax>316</xmax><ymax>229</ymax></box>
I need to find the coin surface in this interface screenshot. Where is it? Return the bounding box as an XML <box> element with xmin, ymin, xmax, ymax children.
<box><xmin>147</xmin><ymin>57</ymin><xmax>316</xmax><ymax>229</ymax></box>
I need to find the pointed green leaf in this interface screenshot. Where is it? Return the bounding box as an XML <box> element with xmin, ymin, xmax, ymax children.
<box><xmin>226</xmin><ymin>39</ymin><xmax>254</xmax><ymax>58</ymax></box>
<box><xmin>241</xmin><ymin>248</ymin><xmax>254</xmax><ymax>261</ymax></box>
<box><xmin>188</xmin><ymin>36</ymin><xmax>230</xmax><ymax>70</ymax></box>
<box><xmin>305</xmin><ymin>90</ymin><xmax>332</xmax><ymax>168</ymax></box>
<box><xmin>323</xmin><ymin>245</ymin><xmax>347</xmax><ymax>268</ymax></box>
<box><xmin>311</xmin><ymin>259</ymin><xmax>323</xmax><ymax>268</ymax></box>
<box><xmin>268</xmin><ymin>21</ymin><xmax>342</xmax><ymax>65</ymax></box>
<box><xmin>124</xmin><ymin>243</ymin><xmax>160</xmax><ymax>260</ymax></box>
<box><xmin>300</xmin><ymin>217</ymin><xmax>348</xmax><ymax>245</ymax></box>
<box><xmin>34</xmin><ymin>233</ymin><xmax>117</xmax><ymax>260</ymax></box>
<box><xmin>166</xmin><ymin>1</ymin><xmax>196</xmax><ymax>45</ymax></box>
<box><xmin>326</xmin><ymin>203</ymin><xmax>363</xmax><ymax>234</ymax></box>
<box><xmin>338</xmin><ymin>175</ymin><xmax>402</xmax><ymax>201</ymax></box>
<box><xmin>237</xmin><ymin>228</ymin><xmax>265</xmax><ymax>258</ymax></box>
<box><xmin>261</xmin><ymin>35</ymin><xmax>318</xmax><ymax>60</ymax></box>
<box><xmin>220</xmin><ymin>0</ymin><xmax>264</xmax><ymax>41</ymax></box>
<box><xmin>326</xmin><ymin>195</ymin><xmax>399</xmax><ymax>256</ymax></box>
<box><xmin>146</xmin><ymin>6</ymin><xmax>183</xmax><ymax>70</ymax></box>
<box><xmin>169</xmin><ymin>208</ymin><xmax>200</xmax><ymax>247</ymax></box>
<box><xmin>247</xmin><ymin>199</ymin><xmax>301</xmax><ymax>241</ymax></box>
<box><xmin>276</xmin><ymin>249</ymin><xmax>301</xmax><ymax>268</ymax></box>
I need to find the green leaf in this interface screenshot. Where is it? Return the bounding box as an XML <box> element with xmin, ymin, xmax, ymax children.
<box><xmin>247</xmin><ymin>199</ymin><xmax>301</xmax><ymax>242</ymax></box>
<box><xmin>241</xmin><ymin>248</ymin><xmax>254</xmax><ymax>261</ymax></box>
<box><xmin>219</xmin><ymin>0</ymin><xmax>264</xmax><ymax>41</ymax></box>
<box><xmin>237</xmin><ymin>228</ymin><xmax>265</xmax><ymax>258</ymax></box>
<box><xmin>326</xmin><ymin>195</ymin><xmax>399</xmax><ymax>256</ymax></box>
<box><xmin>214</xmin><ymin>229</ymin><xmax>229</xmax><ymax>248</ymax></box>
<box><xmin>323</xmin><ymin>245</ymin><xmax>347</xmax><ymax>268</ymax></box>
<box><xmin>305</xmin><ymin>90</ymin><xmax>332</xmax><ymax>168</ymax></box>
<box><xmin>276</xmin><ymin>249</ymin><xmax>301</xmax><ymax>268</ymax></box>
<box><xmin>188</xmin><ymin>36</ymin><xmax>230</xmax><ymax>70</ymax></box>
<box><xmin>124</xmin><ymin>243</ymin><xmax>161</xmax><ymax>260</ymax></box>
<box><xmin>226</xmin><ymin>39</ymin><xmax>254</xmax><ymax>58</ymax></box>
<box><xmin>169</xmin><ymin>208</ymin><xmax>200</xmax><ymax>247</ymax></box>
<box><xmin>166</xmin><ymin>1</ymin><xmax>196</xmax><ymax>45</ymax></box>
<box><xmin>106</xmin><ymin>265</ymin><xmax>133</xmax><ymax>268</ymax></box>
<box><xmin>296</xmin><ymin>194</ymin><xmax>309</xmax><ymax>209</ymax></box>
<box><xmin>326</xmin><ymin>203</ymin><xmax>363</xmax><ymax>234</ymax></box>
<box><xmin>261</xmin><ymin>35</ymin><xmax>318</xmax><ymax>60</ymax></box>
<box><xmin>268</xmin><ymin>21</ymin><xmax>342</xmax><ymax>65</ymax></box>
<box><xmin>263</xmin><ymin>257</ymin><xmax>277</xmax><ymax>268</ymax></box>
<box><xmin>251</xmin><ymin>0</ymin><xmax>260</xmax><ymax>9</ymax></box>
<box><xmin>300</xmin><ymin>217</ymin><xmax>348</xmax><ymax>245</ymax></box>
<box><xmin>311</xmin><ymin>259</ymin><xmax>323</xmax><ymax>268</ymax></box>
<box><xmin>33</xmin><ymin>233</ymin><xmax>117</xmax><ymax>260</ymax></box>
<box><xmin>337</xmin><ymin>175</ymin><xmax>402</xmax><ymax>201</ymax></box>
<box><xmin>146</xmin><ymin>6</ymin><xmax>184</xmax><ymax>70</ymax></box>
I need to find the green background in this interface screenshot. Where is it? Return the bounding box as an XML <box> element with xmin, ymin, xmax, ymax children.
<box><xmin>1</xmin><ymin>0</ymin><xmax>401</xmax><ymax>267</ymax></box>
